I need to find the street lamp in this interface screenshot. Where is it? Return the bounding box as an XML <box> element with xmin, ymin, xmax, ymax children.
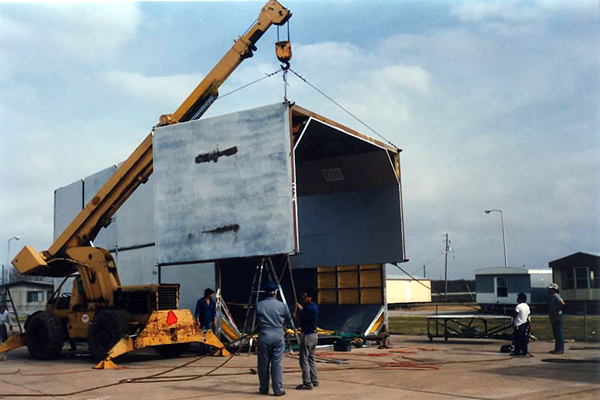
<box><xmin>5</xmin><ymin>236</ymin><xmax>20</xmax><ymax>285</ymax></box>
<box><xmin>485</xmin><ymin>209</ymin><xmax>508</xmax><ymax>268</ymax></box>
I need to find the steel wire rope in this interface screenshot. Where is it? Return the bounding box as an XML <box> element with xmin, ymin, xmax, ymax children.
<box><xmin>216</xmin><ymin>68</ymin><xmax>282</xmax><ymax>100</ymax></box>
<box><xmin>391</xmin><ymin>263</ymin><xmax>443</xmax><ymax>296</ymax></box>
<box><xmin>287</xmin><ymin>68</ymin><xmax>399</xmax><ymax>149</ymax></box>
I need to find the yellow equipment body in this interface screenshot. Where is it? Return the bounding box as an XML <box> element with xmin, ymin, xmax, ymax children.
<box><xmin>95</xmin><ymin>309</ymin><xmax>230</xmax><ymax>369</ymax></box>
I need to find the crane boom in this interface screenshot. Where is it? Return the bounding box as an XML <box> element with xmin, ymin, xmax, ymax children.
<box><xmin>13</xmin><ymin>0</ymin><xmax>291</xmax><ymax>276</ymax></box>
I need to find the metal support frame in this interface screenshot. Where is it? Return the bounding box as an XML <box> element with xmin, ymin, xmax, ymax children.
<box><xmin>427</xmin><ymin>315</ymin><xmax>513</xmax><ymax>342</ymax></box>
<box><xmin>242</xmin><ymin>257</ymin><xmax>299</xmax><ymax>355</ymax></box>
<box><xmin>0</xmin><ymin>286</ymin><xmax>23</xmax><ymax>333</ymax></box>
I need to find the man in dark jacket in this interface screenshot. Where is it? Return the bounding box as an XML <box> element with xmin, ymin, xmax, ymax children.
<box><xmin>293</xmin><ymin>288</ymin><xmax>319</xmax><ymax>390</ymax></box>
<box><xmin>195</xmin><ymin>288</ymin><xmax>217</xmax><ymax>354</ymax></box>
<box><xmin>195</xmin><ymin>287</ymin><xmax>217</xmax><ymax>331</ymax></box>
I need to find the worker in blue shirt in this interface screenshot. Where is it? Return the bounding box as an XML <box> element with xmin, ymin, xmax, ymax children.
<box><xmin>195</xmin><ymin>288</ymin><xmax>217</xmax><ymax>354</ymax></box>
<box><xmin>195</xmin><ymin>288</ymin><xmax>217</xmax><ymax>331</ymax></box>
<box><xmin>256</xmin><ymin>281</ymin><xmax>289</xmax><ymax>396</ymax></box>
<box><xmin>293</xmin><ymin>287</ymin><xmax>319</xmax><ymax>390</ymax></box>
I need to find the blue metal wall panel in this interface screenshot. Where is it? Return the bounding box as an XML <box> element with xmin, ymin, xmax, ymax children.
<box><xmin>161</xmin><ymin>263</ymin><xmax>216</xmax><ymax>312</ymax></box>
<box><xmin>291</xmin><ymin>185</ymin><xmax>403</xmax><ymax>268</ymax></box>
<box><xmin>114</xmin><ymin>246</ymin><xmax>157</xmax><ymax>286</ymax></box>
<box><xmin>116</xmin><ymin>171</ymin><xmax>155</xmax><ymax>249</ymax></box>
<box><xmin>53</xmin><ymin>180</ymin><xmax>83</xmax><ymax>241</ymax></box>
<box><xmin>83</xmin><ymin>166</ymin><xmax>118</xmax><ymax>250</ymax></box>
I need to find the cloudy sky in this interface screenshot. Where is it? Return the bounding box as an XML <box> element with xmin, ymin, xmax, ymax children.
<box><xmin>0</xmin><ymin>0</ymin><xmax>598</xmax><ymax>281</ymax></box>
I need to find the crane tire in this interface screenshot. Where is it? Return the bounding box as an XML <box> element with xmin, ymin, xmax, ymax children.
<box><xmin>154</xmin><ymin>343</ymin><xmax>190</xmax><ymax>358</ymax></box>
<box><xmin>88</xmin><ymin>310</ymin><xmax>131</xmax><ymax>362</ymax></box>
<box><xmin>26</xmin><ymin>311</ymin><xmax>66</xmax><ymax>360</ymax></box>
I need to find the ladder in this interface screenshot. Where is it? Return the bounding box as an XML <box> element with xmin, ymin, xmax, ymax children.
<box><xmin>242</xmin><ymin>257</ymin><xmax>299</xmax><ymax>354</ymax></box>
<box><xmin>0</xmin><ymin>286</ymin><xmax>23</xmax><ymax>333</ymax></box>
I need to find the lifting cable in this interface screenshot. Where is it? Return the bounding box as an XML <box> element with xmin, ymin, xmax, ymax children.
<box><xmin>391</xmin><ymin>262</ymin><xmax>481</xmax><ymax>312</ymax></box>
<box><xmin>287</xmin><ymin>68</ymin><xmax>399</xmax><ymax>149</ymax></box>
<box><xmin>217</xmin><ymin>68</ymin><xmax>283</xmax><ymax>100</ymax></box>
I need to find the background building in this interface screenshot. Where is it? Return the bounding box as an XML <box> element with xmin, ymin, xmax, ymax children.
<box><xmin>386</xmin><ymin>271</ymin><xmax>431</xmax><ymax>305</ymax></box>
<box><xmin>475</xmin><ymin>267</ymin><xmax>552</xmax><ymax>311</ymax></box>
<box><xmin>549</xmin><ymin>252</ymin><xmax>600</xmax><ymax>304</ymax></box>
<box><xmin>1</xmin><ymin>281</ymin><xmax>53</xmax><ymax>317</ymax></box>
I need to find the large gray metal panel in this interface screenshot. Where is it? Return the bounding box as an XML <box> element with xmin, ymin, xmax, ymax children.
<box><xmin>84</xmin><ymin>166</ymin><xmax>118</xmax><ymax>250</ymax></box>
<box><xmin>161</xmin><ymin>263</ymin><xmax>215</xmax><ymax>311</ymax></box>
<box><xmin>114</xmin><ymin>247</ymin><xmax>157</xmax><ymax>286</ymax></box>
<box><xmin>54</xmin><ymin>180</ymin><xmax>83</xmax><ymax>241</ymax></box>
<box><xmin>154</xmin><ymin>103</ymin><xmax>295</xmax><ymax>265</ymax></box>
<box><xmin>116</xmin><ymin>172</ymin><xmax>155</xmax><ymax>249</ymax></box>
<box><xmin>291</xmin><ymin>186</ymin><xmax>403</xmax><ymax>268</ymax></box>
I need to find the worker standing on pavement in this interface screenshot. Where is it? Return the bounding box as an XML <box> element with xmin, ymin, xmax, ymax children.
<box><xmin>512</xmin><ymin>293</ymin><xmax>530</xmax><ymax>357</ymax></box>
<box><xmin>195</xmin><ymin>288</ymin><xmax>217</xmax><ymax>331</ymax></box>
<box><xmin>548</xmin><ymin>283</ymin><xmax>566</xmax><ymax>354</ymax></box>
<box><xmin>256</xmin><ymin>281</ymin><xmax>289</xmax><ymax>396</ymax></box>
<box><xmin>294</xmin><ymin>287</ymin><xmax>319</xmax><ymax>390</ymax></box>
<box><xmin>0</xmin><ymin>304</ymin><xmax>13</xmax><ymax>344</ymax></box>
<box><xmin>195</xmin><ymin>288</ymin><xmax>217</xmax><ymax>354</ymax></box>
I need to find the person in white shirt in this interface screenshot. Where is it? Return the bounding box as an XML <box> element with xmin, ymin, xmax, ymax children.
<box><xmin>512</xmin><ymin>293</ymin><xmax>531</xmax><ymax>356</ymax></box>
<box><xmin>0</xmin><ymin>304</ymin><xmax>13</xmax><ymax>343</ymax></box>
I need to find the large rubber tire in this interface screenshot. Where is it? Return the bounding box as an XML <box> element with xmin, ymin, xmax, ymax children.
<box><xmin>26</xmin><ymin>311</ymin><xmax>66</xmax><ymax>360</ymax></box>
<box><xmin>88</xmin><ymin>310</ymin><xmax>131</xmax><ymax>362</ymax></box>
<box><xmin>154</xmin><ymin>343</ymin><xmax>190</xmax><ymax>358</ymax></box>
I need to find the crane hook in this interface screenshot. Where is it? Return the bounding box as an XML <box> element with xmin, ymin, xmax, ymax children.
<box><xmin>276</xmin><ymin>40</ymin><xmax>291</xmax><ymax>70</ymax></box>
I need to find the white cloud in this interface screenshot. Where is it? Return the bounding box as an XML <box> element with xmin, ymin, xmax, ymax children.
<box><xmin>104</xmin><ymin>70</ymin><xmax>205</xmax><ymax>107</ymax></box>
<box><xmin>0</xmin><ymin>14</ymin><xmax>32</xmax><ymax>40</ymax></box>
<box><xmin>455</xmin><ymin>2</ymin><xmax>545</xmax><ymax>23</ymax></box>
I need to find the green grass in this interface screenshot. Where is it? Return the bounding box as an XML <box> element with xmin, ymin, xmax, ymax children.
<box><xmin>389</xmin><ymin>315</ymin><xmax>600</xmax><ymax>342</ymax></box>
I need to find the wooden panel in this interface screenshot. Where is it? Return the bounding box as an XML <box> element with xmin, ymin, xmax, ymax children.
<box><xmin>337</xmin><ymin>271</ymin><xmax>358</xmax><ymax>288</ymax></box>
<box><xmin>338</xmin><ymin>289</ymin><xmax>359</xmax><ymax>304</ymax></box>
<box><xmin>337</xmin><ymin>265</ymin><xmax>358</xmax><ymax>272</ymax></box>
<box><xmin>318</xmin><ymin>272</ymin><xmax>336</xmax><ymax>289</ymax></box>
<box><xmin>317</xmin><ymin>266</ymin><xmax>335</xmax><ymax>273</ymax></box>
<box><xmin>360</xmin><ymin>269</ymin><xmax>382</xmax><ymax>288</ymax></box>
<box><xmin>360</xmin><ymin>288</ymin><xmax>383</xmax><ymax>304</ymax></box>
<box><xmin>359</xmin><ymin>264</ymin><xmax>381</xmax><ymax>270</ymax></box>
<box><xmin>318</xmin><ymin>289</ymin><xmax>337</xmax><ymax>304</ymax></box>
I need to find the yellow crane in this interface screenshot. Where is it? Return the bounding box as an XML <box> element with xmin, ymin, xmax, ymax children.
<box><xmin>1</xmin><ymin>0</ymin><xmax>291</xmax><ymax>369</ymax></box>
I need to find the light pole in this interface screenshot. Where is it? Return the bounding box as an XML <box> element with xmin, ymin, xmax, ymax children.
<box><xmin>6</xmin><ymin>236</ymin><xmax>20</xmax><ymax>285</ymax></box>
<box><xmin>485</xmin><ymin>209</ymin><xmax>508</xmax><ymax>268</ymax></box>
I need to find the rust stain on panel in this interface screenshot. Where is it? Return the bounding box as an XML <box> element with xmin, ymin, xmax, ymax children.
<box><xmin>195</xmin><ymin>146</ymin><xmax>238</xmax><ymax>164</ymax></box>
<box><xmin>202</xmin><ymin>224</ymin><xmax>240</xmax><ymax>234</ymax></box>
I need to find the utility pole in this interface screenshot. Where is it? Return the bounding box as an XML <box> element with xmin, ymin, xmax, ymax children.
<box><xmin>423</xmin><ymin>264</ymin><xmax>426</xmax><ymax>278</ymax></box>
<box><xmin>444</xmin><ymin>233</ymin><xmax>450</xmax><ymax>303</ymax></box>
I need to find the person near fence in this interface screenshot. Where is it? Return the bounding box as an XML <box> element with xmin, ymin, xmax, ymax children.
<box><xmin>548</xmin><ymin>283</ymin><xmax>565</xmax><ymax>354</ymax></box>
<box><xmin>512</xmin><ymin>293</ymin><xmax>530</xmax><ymax>356</ymax></box>
<box><xmin>293</xmin><ymin>287</ymin><xmax>319</xmax><ymax>390</ymax></box>
<box><xmin>256</xmin><ymin>281</ymin><xmax>289</xmax><ymax>396</ymax></box>
<box><xmin>0</xmin><ymin>304</ymin><xmax>13</xmax><ymax>344</ymax></box>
